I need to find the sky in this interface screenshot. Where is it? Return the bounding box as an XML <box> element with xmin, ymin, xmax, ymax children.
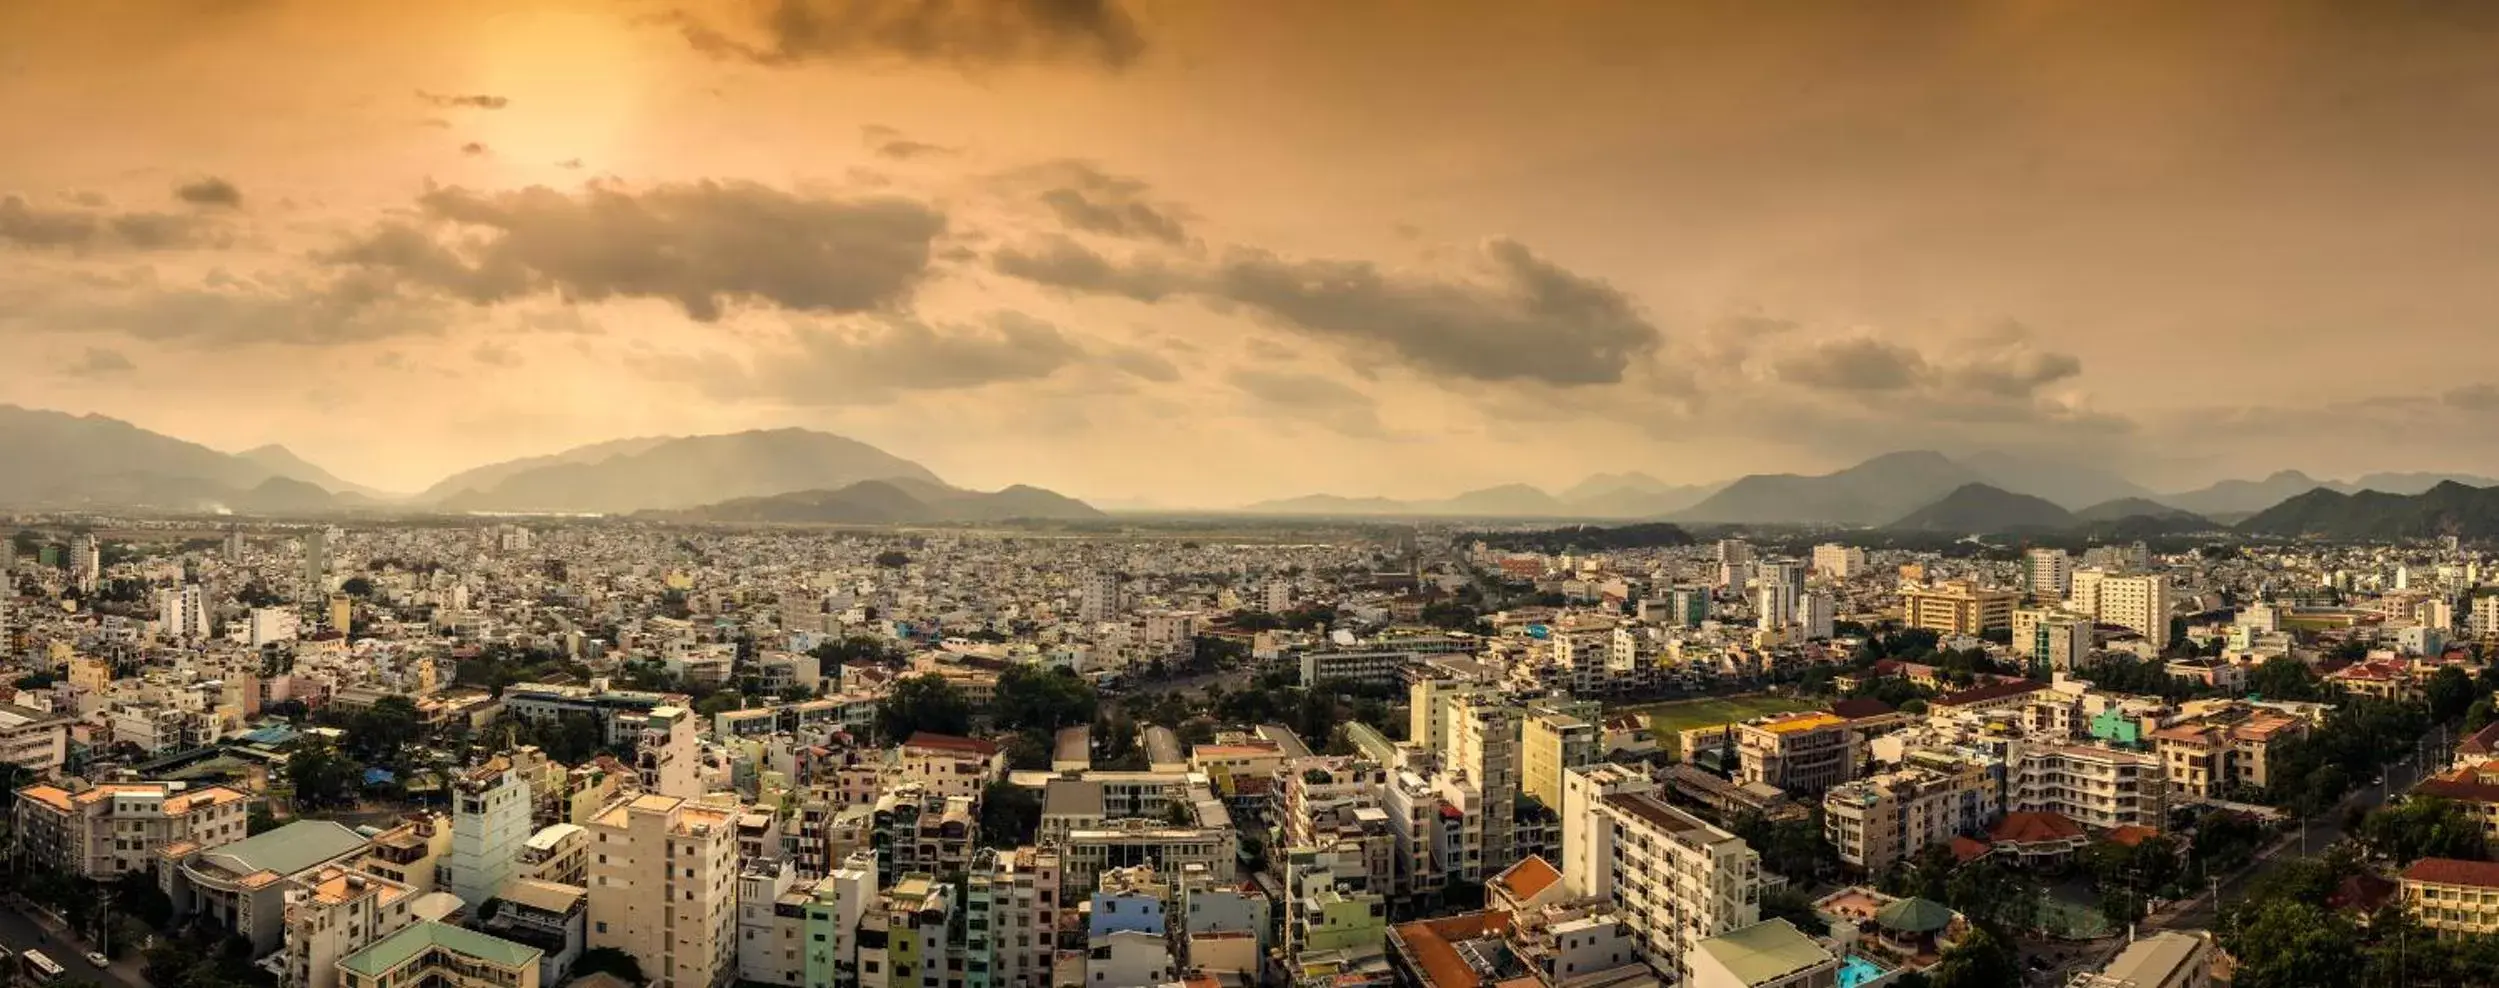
<box><xmin>7</xmin><ymin>0</ymin><xmax>2499</xmax><ymax>505</ymax></box>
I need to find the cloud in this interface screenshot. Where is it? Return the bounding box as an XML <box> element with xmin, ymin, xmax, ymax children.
<box><xmin>990</xmin><ymin>234</ymin><xmax>1180</xmax><ymax>301</ymax></box>
<box><xmin>993</xmin><ymin>232</ymin><xmax>1661</xmax><ymax>386</ymax></box>
<box><xmin>2446</xmin><ymin>385</ymin><xmax>2499</xmax><ymax>410</ymax></box>
<box><xmin>473</xmin><ymin>342</ymin><xmax>520</xmax><ymax>367</ymax></box>
<box><xmin>671</xmin><ymin>0</ymin><xmax>1144</xmax><ymax>70</ymax></box>
<box><xmin>324</xmin><ymin>180</ymin><xmax>947</xmax><ymax>321</ymax></box>
<box><xmin>460</xmin><ymin>142</ymin><xmax>489</xmax><ymax>156</ymax></box>
<box><xmin>661</xmin><ymin>311</ymin><xmax>1083</xmax><ymax>404</ymax></box>
<box><xmin>1102</xmin><ymin>345</ymin><xmax>1179</xmax><ymax>382</ymax></box>
<box><xmin>3</xmin><ymin>267</ymin><xmax>446</xmax><ymax>345</ymax></box>
<box><xmin>1227</xmin><ymin>368</ymin><xmax>1389</xmax><ymax>438</ymax></box>
<box><xmin>58</xmin><ymin>346</ymin><xmax>136</xmax><ymax>378</ymax></box>
<box><xmin>419</xmin><ymin>92</ymin><xmax>508</xmax><ymax>109</ymax></box>
<box><xmin>174</xmin><ymin>177</ymin><xmax>243</xmax><ymax>209</ymax></box>
<box><xmin>0</xmin><ymin>195</ymin><xmax>225</xmax><ymax>251</ymax></box>
<box><xmin>1210</xmin><ymin>238</ymin><xmax>1660</xmax><ymax>386</ymax></box>
<box><xmin>1772</xmin><ymin>336</ymin><xmax>1928</xmax><ymax>391</ymax></box>
<box><xmin>1027</xmin><ymin>160</ymin><xmax>1187</xmax><ymax>243</ymax></box>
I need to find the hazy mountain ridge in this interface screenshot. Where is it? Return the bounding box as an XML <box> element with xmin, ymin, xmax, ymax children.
<box><xmin>654</xmin><ymin>479</ymin><xmax>1104</xmax><ymax>524</ymax></box>
<box><xmin>416</xmin><ymin>435</ymin><xmax>675</xmax><ymax>502</ymax></box>
<box><xmin>238</xmin><ymin>444</ymin><xmax>393</xmax><ymax>498</ymax></box>
<box><xmin>2236</xmin><ymin>481</ymin><xmax>2499</xmax><ymax>540</ymax></box>
<box><xmin>1678</xmin><ymin>450</ymin><xmax>1977</xmax><ymax>525</ymax></box>
<box><xmin>433</xmin><ymin>429</ymin><xmax>946</xmax><ymax>514</ymax></box>
<box><xmin>1887</xmin><ymin>483</ymin><xmax>2079</xmax><ymax>532</ymax></box>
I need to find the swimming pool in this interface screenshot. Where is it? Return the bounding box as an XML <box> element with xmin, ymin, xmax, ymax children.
<box><xmin>1838</xmin><ymin>955</ymin><xmax>1886</xmax><ymax>988</ymax></box>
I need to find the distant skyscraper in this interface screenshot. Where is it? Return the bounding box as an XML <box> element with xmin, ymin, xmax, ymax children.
<box><xmin>2024</xmin><ymin>548</ymin><xmax>2073</xmax><ymax>598</ymax></box>
<box><xmin>159</xmin><ymin>584</ymin><xmax>209</xmax><ymax>639</ymax></box>
<box><xmin>1080</xmin><ymin>570</ymin><xmax>1123</xmax><ymax>623</ymax></box>
<box><xmin>1799</xmin><ymin>591</ymin><xmax>1835</xmax><ymax>641</ymax></box>
<box><xmin>224</xmin><ymin>528</ymin><xmax>245</xmax><ymax>562</ymax></box>
<box><xmin>69</xmin><ymin>533</ymin><xmax>100</xmax><ymax>594</ymax></box>
<box><xmin>450</xmin><ymin>757</ymin><xmax>531</xmax><ymax>909</ymax></box>
<box><xmin>303</xmin><ymin>529</ymin><xmax>328</xmax><ymax>602</ymax></box>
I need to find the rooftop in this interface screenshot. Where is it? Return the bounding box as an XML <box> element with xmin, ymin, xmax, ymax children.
<box><xmin>1691</xmin><ymin>919</ymin><xmax>1836</xmax><ymax>986</ymax></box>
<box><xmin>338</xmin><ymin>921</ymin><xmax>542</xmax><ymax>979</ymax></box>
<box><xmin>1490</xmin><ymin>855</ymin><xmax>1561</xmax><ymax>903</ymax></box>
<box><xmin>2403</xmin><ymin>857</ymin><xmax>2499</xmax><ymax>889</ymax></box>
<box><xmin>196</xmin><ymin>820</ymin><xmax>368</xmax><ymax>878</ymax></box>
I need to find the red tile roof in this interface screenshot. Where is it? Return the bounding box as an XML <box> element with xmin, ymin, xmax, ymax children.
<box><xmin>1989</xmin><ymin>811</ymin><xmax>2084</xmax><ymax>846</ymax></box>
<box><xmin>1949</xmin><ymin>836</ymin><xmax>1993</xmax><ymax>864</ymax></box>
<box><xmin>1830</xmin><ymin>698</ymin><xmax>1897</xmax><ymax>720</ymax></box>
<box><xmin>1490</xmin><ymin>855</ymin><xmax>1562</xmax><ymax>903</ymax></box>
<box><xmin>904</xmin><ymin>732</ymin><xmax>1001</xmax><ymax>756</ymax></box>
<box><xmin>1391</xmin><ymin>911</ymin><xmax>1513</xmax><ymax>988</ymax></box>
<box><xmin>2105</xmin><ymin>825</ymin><xmax>2161</xmax><ymax>848</ymax></box>
<box><xmin>2403</xmin><ymin>857</ymin><xmax>2499</xmax><ymax>888</ymax></box>
<box><xmin>1933</xmin><ymin>679</ymin><xmax>2047</xmax><ymax>708</ymax></box>
<box><xmin>2462</xmin><ymin>721</ymin><xmax>2499</xmax><ymax>756</ymax></box>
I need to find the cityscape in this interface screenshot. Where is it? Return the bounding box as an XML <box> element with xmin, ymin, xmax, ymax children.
<box><xmin>10</xmin><ymin>5</ymin><xmax>2499</xmax><ymax>988</ymax></box>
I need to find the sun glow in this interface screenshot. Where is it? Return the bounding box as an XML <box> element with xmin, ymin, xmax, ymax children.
<box><xmin>461</xmin><ymin>6</ymin><xmax>645</xmax><ymax>184</ymax></box>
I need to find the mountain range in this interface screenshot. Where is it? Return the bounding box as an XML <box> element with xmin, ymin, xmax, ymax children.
<box><xmin>648</xmin><ymin>479</ymin><xmax>1104</xmax><ymax>525</ymax></box>
<box><xmin>2237</xmin><ymin>481</ymin><xmax>2499</xmax><ymax>540</ymax></box>
<box><xmin>1241</xmin><ymin>476</ymin><xmax>1723</xmax><ymax>519</ymax></box>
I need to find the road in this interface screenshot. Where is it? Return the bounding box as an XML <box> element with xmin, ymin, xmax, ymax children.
<box><xmin>2153</xmin><ymin>724</ymin><xmax>2445</xmax><ymax>932</ymax></box>
<box><xmin>0</xmin><ymin>900</ymin><xmax>147</xmax><ymax>988</ymax></box>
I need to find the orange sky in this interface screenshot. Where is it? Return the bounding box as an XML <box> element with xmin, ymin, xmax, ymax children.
<box><xmin>5</xmin><ymin>0</ymin><xmax>2499</xmax><ymax>502</ymax></box>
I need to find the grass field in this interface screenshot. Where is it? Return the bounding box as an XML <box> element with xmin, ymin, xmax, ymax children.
<box><xmin>1609</xmin><ymin>694</ymin><xmax>1820</xmax><ymax>750</ymax></box>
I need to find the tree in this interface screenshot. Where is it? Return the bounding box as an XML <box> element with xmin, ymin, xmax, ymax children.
<box><xmin>979</xmin><ymin>780</ymin><xmax>1042</xmax><ymax>849</ymax></box>
<box><xmin>875</xmin><ymin>550</ymin><xmax>911</xmax><ymax>568</ymax></box>
<box><xmin>346</xmin><ymin>695</ymin><xmax>424</xmax><ymax>762</ymax></box>
<box><xmin>2358</xmin><ymin>797</ymin><xmax>2489</xmax><ymax>864</ymax></box>
<box><xmin>2470</xmin><ymin>698</ymin><xmax>2497</xmax><ymax>734</ymax></box>
<box><xmin>1930</xmin><ymin>925</ymin><xmax>2020</xmax><ymax>988</ymax></box>
<box><xmin>286</xmin><ymin>737</ymin><xmax>364</xmax><ymax>810</ymax></box>
<box><xmin>247</xmin><ymin>804</ymin><xmax>281</xmax><ymax>835</ymax></box>
<box><xmin>574</xmin><ymin>947</ymin><xmax>648</xmax><ymax>985</ymax></box>
<box><xmin>2225</xmin><ymin>899</ymin><xmax>2362</xmax><ymax>988</ymax></box>
<box><xmin>2429</xmin><ymin>666</ymin><xmax>2478</xmax><ymax>723</ymax></box>
<box><xmin>340</xmin><ymin>576</ymin><xmax>376</xmax><ymax>598</ymax></box>
<box><xmin>993</xmin><ymin>665</ymin><xmax>1098</xmax><ymax>733</ymax></box>
<box><xmin>878</xmin><ymin>674</ymin><xmax>973</xmax><ymax>742</ymax></box>
<box><xmin>2248</xmin><ymin>655</ymin><xmax>2327</xmax><ymax>702</ymax></box>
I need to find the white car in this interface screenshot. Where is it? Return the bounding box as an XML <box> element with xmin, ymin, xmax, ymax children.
<box><xmin>85</xmin><ymin>951</ymin><xmax>111</xmax><ymax>968</ymax></box>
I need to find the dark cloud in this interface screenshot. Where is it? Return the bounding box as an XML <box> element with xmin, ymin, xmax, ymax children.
<box><xmin>672</xmin><ymin>0</ymin><xmax>1144</xmax><ymax>70</ymax></box>
<box><xmin>990</xmin><ymin>234</ymin><xmax>1180</xmax><ymax>302</ymax></box>
<box><xmin>993</xmin><ymin>233</ymin><xmax>1660</xmax><ymax>386</ymax></box>
<box><xmin>419</xmin><ymin>91</ymin><xmax>508</xmax><ymax>109</ymax></box>
<box><xmin>58</xmin><ymin>346</ymin><xmax>136</xmax><ymax>378</ymax></box>
<box><xmin>174</xmin><ymin>177</ymin><xmax>243</xmax><ymax>209</ymax></box>
<box><xmin>1772</xmin><ymin>336</ymin><xmax>1928</xmax><ymax>391</ymax></box>
<box><xmin>1029</xmin><ymin>161</ymin><xmax>1187</xmax><ymax>243</ymax></box>
<box><xmin>460</xmin><ymin>142</ymin><xmax>489</xmax><ymax>156</ymax></box>
<box><xmin>681</xmin><ymin>311</ymin><xmax>1082</xmax><ymax>404</ymax></box>
<box><xmin>7</xmin><ymin>268</ymin><xmax>445</xmax><ymax>346</ymax></box>
<box><xmin>1210</xmin><ymin>239</ymin><xmax>1659</xmax><ymax>386</ymax></box>
<box><xmin>876</xmin><ymin>139</ymin><xmax>955</xmax><ymax>160</ymax></box>
<box><xmin>325</xmin><ymin>180</ymin><xmax>947</xmax><ymax>321</ymax></box>
<box><xmin>1227</xmin><ymin>368</ymin><xmax>1388</xmax><ymax>437</ymax></box>
<box><xmin>557</xmin><ymin>158</ymin><xmax>584</xmax><ymax>170</ymax></box>
<box><xmin>0</xmin><ymin>195</ymin><xmax>222</xmax><ymax>250</ymax></box>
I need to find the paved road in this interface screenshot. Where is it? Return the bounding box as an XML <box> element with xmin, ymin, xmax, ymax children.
<box><xmin>2153</xmin><ymin>725</ymin><xmax>2444</xmax><ymax>932</ymax></box>
<box><xmin>0</xmin><ymin>901</ymin><xmax>146</xmax><ymax>988</ymax></box>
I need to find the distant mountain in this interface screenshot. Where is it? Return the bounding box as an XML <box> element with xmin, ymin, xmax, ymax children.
<box><xmin>2352</xmin><ymin>471</ymin><xmax>2499</xmax><ymax>495</ymax></box>
<box><xmin>237</xmin><ymin>444</ymin><xmax>392</xmax><ymax>498</ymax></box>
<box><xmin>1441</xmin><ymin>484</ymin><xmax>1566</xmax><ymax>516</ymax></box>
<box><xmin>2073</xmin><ymin>498</ymin><xmax>2208</xmax><ymax>524</ymax></box>
<box><xmin>656</xmin><ymin>479</ymin><xmax>1103</xmax><ymax>525</ymax></box>
<box><xmin>1957</xmin><ymin>452</ymin><xmax>2159</xmax><ymax>509</ymax></box>
<box><xmin>1239</xmin><ymin>493</ymin><xmax>1413</xmax><ymax>515</ymax></box>
<box><xmin>432</xmin><ymin>429</ymin><xmax>944</xmax><ymax>514</ymax></box>
<box><xmin>2160</xmin><ymin>471</ymin><xmax>2345</xmax><ymax>516</ymax></box>
<box><xmin>1561</xmin><ymin>472</ymin><xmax>1671</xmax><ymax>502</ymax></box>
<box><xmin>1678</xmin><ymin>450</ymin><xmax>1979</xmax><ymax>525</ymax></box>
<box><xmin>2238</xmin><ymin>481</ymin><xmax>2499</xmax><ymax>540</ymax></box>
<box><xmin>231</xmin><ymin>476</ymin><xmax>343</xmax><ymax>514</ymax></box>
<box><xmin>417</xmin><ymin>435</ymin><xmax>673</xmax><ymax>502</ymax></box>
<box><xmin>1888</xmin><ymin>483</ymin><xmax>2079</xmax><ymax>532</ymax></box>
<box><xmin>0</xmin><ymin>404</ymin><xmax>277</xmax><ymax>507</ymax></box>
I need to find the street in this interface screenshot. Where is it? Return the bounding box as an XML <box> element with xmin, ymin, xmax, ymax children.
<box><xmin>0</xmin><ymin>901</ymin><xmax>146</xmax><ymax>988</ymax></box>
<box><xmin>2153</xmin><ymin>724</ymin><xmax>2445</xmax><ymax>932</ymax></box>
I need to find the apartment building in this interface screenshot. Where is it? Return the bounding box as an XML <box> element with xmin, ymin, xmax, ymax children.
<box><xmin>2068</xmin><ymin>930</ymin><xmax>2213</xmax><ymax>988</ymax></box>
<box><xmin>2010</xmin><ymin>743</ymin><xmax>2164</xmax><ymax>831</ymax></box>
<box><xmin>1811</xmin><ymin>544</ymin><xmax>1866</xmax><ymax>578</ymax></box>
<box><xmin>1736</xmin><ymin>712</ymin><xmax>1860</xmax><ymax>798</ymax></box>
<box><xmin>2403</xmin><ymin>857</ymin><xmax>2499</xmax><ymax>938</ymax></box>
<box><xmin>586</xmin><ymin>794</ymin><xmax>739</xmax><ymax>988</ymax></box>
<box><xmin>283</xmin><ymin>866</ymin><xmax>421</xmax><ymax>988</ymax></box>
<box><xmin>1900</xmin><ymin>581</ymin><xmax>2018</xmax><ymax>635</ymax></box>
<box><xmin>635</xmin><ymin>706</ymin><xmax>703</xmax><ymax>800</ymax></box>
<box><xmin>2012</xmin><ymin>607</ymin><xmax>2091</xmax><ymax>677</ymax></box>
<box><xmin>1823</xmin><ymin>751</ymin><xmax>1997</xmax><ymax>873</ymax></box>
<box><xmin>1452</xmin><ymin>695</ymin><xmax>1524</xmax><ymax>873</ymax></box>
<box><xmin>2093</xmin><ymin>572</ymin><xmax>2172</xmax><ymax>647</ymax></box>
<box><xmin>2150</xmin><ymin>707</ymin><xmax>2308</xmax><ymax>801</ymax></box>
<box><xmin>452</xmin><ymin>757</ymin><xmax>534</xmax><ymax>908</ymax></box>
<box><xmin>857</xmin><ymin>873</ymin><xmax>955</xmax><ymax>988</ymax></box>
<box><xmin>2414</xmin><ymin>766</ymin><xmax>2499</xmax><ymax>844</ymax></box>
<box><xmin>897</xmin><ymin>732</ymin><xmax>1006</xmax><ymax>799</ymax></box>
<box><xmin>1520</xmin><ymin>706</ymin><xmax>1600</xmax><ymax>811</ymax></box>
<box><xmin>800</xmin><ymin>850</ymin><xmax>878</xmax><ymax>988</ymax></box>
<box><xmin>12</xmin><ymin>780</ymin><xmax>251</xmax><ymax>878</ymax></box>
<box><xmin>1558</xmin><ymin>763</ymin><xmax>1657</xmax><ymax>902</ymax></box>
<box><xmin>967</xmin><ymin>846</ymin><xmax>1060</xmax><ymax>988</ymax></box>
<box><xmin>0</xmin><ymin>700</ymin><xmax>73</xmax><ymax>775</ymax></box>
<box><xmin>355</xmin><ymin>815</ymin><xmax>454</xmax><ymax>895</ymax></box>
<box><xmin>1589</xmin><ymin>790</ymin><xmax>1762</xmax><ymax>981</ymax></box>
<box><xmin>335</xmin><ymin>922</ymin><xmax>543</xmax><ymax>988</ymax></box>
<box><xmin>1058</xmin><ymin>819</ymin><xmax>1237</xmax><ymax>900</ymax></box>
<box><xmin>2023</xmin><ymin>548</ymin><xmax>2073</xmax><ymax>599</ymax></box>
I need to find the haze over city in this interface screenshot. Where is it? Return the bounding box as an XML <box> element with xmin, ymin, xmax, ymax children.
<box><xmin>9</xmin><ymin>1</ymin><xmax>2499</xmax><ymax>505</ymax></box>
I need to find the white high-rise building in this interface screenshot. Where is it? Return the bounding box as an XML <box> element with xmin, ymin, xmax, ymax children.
<box><xmin>159</xmin><ymin>584</ymin><xmax>209</xmax><ymax>639</ymax></box>
<box><xmin>636</xmin><ymin>706</ymin><xmax>702</xmax><ymax>799</ymax></box>
<box><xmin>450</xmin><ymin>757</ymin><xmax>532</xmax><ymax>909</ymax></box>
<box><xmin>587</xmin><ymin>794</ymin><xmax>738</xmax><ymax>988</ymax></box>
<box><xmin>1754</xmin><ymin>561</ymin><xmax>1803</xmax><ymax>631</ymax></box>
<box><xmin>1079</xmin><ymin>571</ymin><xmax>1123</xmax><ymax>623</ymax></box>
<box><xmin>2474</xmin><ymin>594</ymin><xmax>2499</xmax><ymax>636</ymax></box>
<box><xmin>248</xmin><ymin>607</ymin><xmax>299</xmax><ymax>646</ymax></box>
<box><xmin>2013</xmin><ymin>606</ymin><xmax>2091</xmax><ymax>675</ymax></box>
<box><xmin>303</xmin><ymin>529</ymin><xmax>329</xmax><ymax>603</ymax></box>
<box><xmin>1799</xmin><ymin>591</ymin><xmax>1835</xmax><ymax>641</ymax></box>
<box><xmin>1451</xmin><ymin>695</ymin><xmax>1522</xmax><ymax>877</ymax></box>
<box><xmin>1261</xmin><ymin>579</ymin><xmax>1292</xmax><ymax>614</ymax></box>
<box><xmin>70</xmin><ymin>533</ymin><xmax>100</xmax><ymax>593</ymax></box>
<box><xmin>1810</xmin><ymin>543</ymin><xmax>1865</xmax><ymax>578</ymax></box>
<box><xmin>2024</xmin><ymin>548</ymin><xmax>2073</xmax><ymax>598</ymax></box>
<box><xmin>2095</xmin><ymin>573</ymin><xmax>2172</xmax><ymax>648</ymax></box>
<box><xmin>1563</xmin><ymin>769</ymin><xmax>1761</xmax><ymax>981</ymax></box>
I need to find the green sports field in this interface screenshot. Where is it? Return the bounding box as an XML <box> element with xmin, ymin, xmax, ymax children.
<box><xmin>1609</xmin><ymin>694</ymin><xmax>1820</xmax><ymax>750</ymax></box>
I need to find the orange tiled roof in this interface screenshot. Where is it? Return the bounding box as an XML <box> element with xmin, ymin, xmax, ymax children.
<box><xmin>2404</xmin><ymin>857</ymin><xmax>2499</xmax><ymax>889</ymax></box>
<box><xmin>1989</xmin><ymin>811</ymin><xmax>2084</xmax><ymax>846</ymax></box>
<box><xmin>1391</xmin><ymin>911</ymin><xmax>1514</xmax><ymax>988</ymax></box>
<box><xmin>1490</xmin><ymin>855</ymin><xmax>1561</xmax><ymax>903</ymax></box>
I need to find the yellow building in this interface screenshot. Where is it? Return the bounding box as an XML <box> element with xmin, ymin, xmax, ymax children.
<box><xmin>1520</xmin><ymin>709</ymin><xmax>1598</xmax><ymax>810</ymax></box>
<box><xmin>2403</xmin><ymin>858</ymin><xmax>2499</xmax><ymax>938</ymax></box>
<box><xmin>1901</xmin><ymin>580</ymin><xmax>2019</xmax><ymax>635</ymax></box>
<box><xmin>1735</xmin><ymin>712</ymin><xmax>1860</xmax><ymax>797</ymax></box>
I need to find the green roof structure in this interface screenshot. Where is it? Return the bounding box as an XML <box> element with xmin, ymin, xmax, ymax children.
<box><xmin>197</xmin><ymin>819</ymin><xmax>368</xmax><ymax>876</ymax></box>
<box><xmin>1691</xmin><ymin>919</ymin><xmax>1837</xmax><ymax>987</ymax></box>
<box><xmin>1872</xmin><ymin>896</ymin><xmax>1955</xmax><ymax>934</ymax></box>
<box><xmin>338</xmin><ymin>922</ymin><xmax>542</xmax><ymax>980</ymax></box>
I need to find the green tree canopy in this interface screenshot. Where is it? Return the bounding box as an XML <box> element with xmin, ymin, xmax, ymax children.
<box><xmin>878</xmin><ymin>673</ymin><xmax>973</xmax><ymax>742</ymax></box>
<box><xmin>992</xmin><ymin>665</ymin><xmax>1098</xmax><ymax>733</ymax></box>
